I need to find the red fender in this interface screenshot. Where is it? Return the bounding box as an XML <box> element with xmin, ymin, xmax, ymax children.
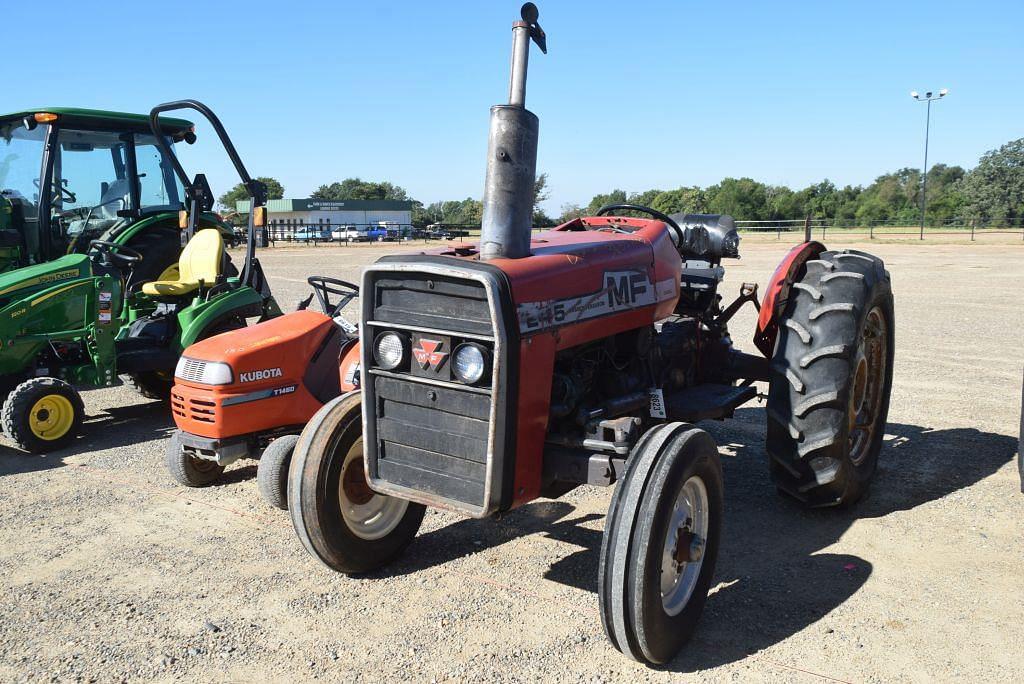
<box><xmin>339</xmin><ymin>339</ymin><xmax>361</xmax><ymax>392</ymax></box>
<box><xmin>753</xmin><ymin>241</ymin><xmax>826</xmax><ymax>357</ymax></box>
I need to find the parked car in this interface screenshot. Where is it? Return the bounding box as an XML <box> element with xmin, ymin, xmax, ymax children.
<box><xmin>330</xmin><ymin>226</ymin><xmax>360</xmax><ymax>241</ymax></box>
<box><xmin>292</xmin><ymin>227</ymin><xmax>323</xmax><ymax>241</ymax></box>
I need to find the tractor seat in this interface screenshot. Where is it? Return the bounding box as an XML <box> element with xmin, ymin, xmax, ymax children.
<box><xmin>142</xmin><ymin>229</ymin><xmax>224</xmax><ymax>297</ymax></box>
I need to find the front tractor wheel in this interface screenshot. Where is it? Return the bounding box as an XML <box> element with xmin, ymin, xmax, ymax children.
<box><xmin>257</xmin><ymin>434</ymin><xmax>299</xmax><ymax>510</ymax></box>
<box><xmin>2</xmin><ymin>377</ymin><xmax>85</xmax><ymax>453</ymax></box>
<box><xmin>288</xmin><ymin>392</ymin><xmax>425</xmax><ymax>575</ymax></box>
<box><xmin>165</xmin><ymin>430</ymin><xmax>225</xmax><ymax>487</ymax></box>
<box><xmin>599</xmin><ymin>423</ymin><xmax>724</xmax><ymax>665</ymax></box>
<box><xmin>767</xmin><ymin>249</ymin><xmax>895</xmax><ymax>507</ymax></box>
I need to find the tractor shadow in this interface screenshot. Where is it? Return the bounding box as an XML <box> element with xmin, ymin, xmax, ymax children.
<box><xmin>0</xmin><ymin>401</ymin><xmax>175</xmax><ymax>476</ymax></box>
<box><xmin>0</xmin><ymin>400</ymin><xmax>177</xmax><ymax>478</ymax></box>
<box><xmin>380</xmin><ymin>410</ymin><xmax>1016</xmax><ymax>671</ymax></box>
<box><xmin>75</xmin><ymin>400</ymin><xmax>177</xmax><ymax>453</ymax></box>
<box><xmin>0</xmin><ymin>444</ymin><xmax>72</xmax><ymax>477</ymax></box>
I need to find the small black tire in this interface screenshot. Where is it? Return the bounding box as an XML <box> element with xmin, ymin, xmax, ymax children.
<box><xmin>1018</xmin><ymin>371</ymin><xmax>1023</xmax><ymax>494</ymax></box>
<box><xmin>1</xmin><ymin>377</ymin><xmax>85</xmax><ymax>453</ymax></box>
<box><xmin>599</xmin><ymin>423</ymin><xmax>724</xmax><ymax>665</ymax></box>
<box><xmin>123</xmin><ymin>371</ymin><xmax>174</xmax><ymax>401</ymax></box>
<box><xmin>198</xmin><ymin>316</ymin><xmax>246</xmax><ymax>341</ymax></box>
<box><xmin>258</xmin><ymin>434</ymin><xmax>298</xmax><ymax>510</ymax></box>
<box><xmin>767</xmin><ymin>249</ymin><xmax>895</xmax><ymax>507</ymax></box>
<box><xmin>165</xmin><ymin>430</ymin><xmax>224</xmax><ymax>487</ymax></box>
<box><xmin>288</xmin><ymin>392</ymin><xmax>426</xmax><ymax>574</ymax></box>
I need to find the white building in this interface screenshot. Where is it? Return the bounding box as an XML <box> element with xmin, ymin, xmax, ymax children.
<box><xmin>236</xmin><ymin>198</ymin><xmax>414</xmax><ymax>239</ymax></box>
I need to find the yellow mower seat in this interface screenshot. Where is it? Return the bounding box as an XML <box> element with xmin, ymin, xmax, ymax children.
<box><xmin>142</xmin><ymin>229</ymin><xmax>224</xmax><ymax>297</ymax></box>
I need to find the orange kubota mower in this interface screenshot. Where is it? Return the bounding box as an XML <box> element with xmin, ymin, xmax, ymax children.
<box><xmin>166</xmin><ymin>277</ymin><xmax>360</xmax><ymax>508</ymax></box>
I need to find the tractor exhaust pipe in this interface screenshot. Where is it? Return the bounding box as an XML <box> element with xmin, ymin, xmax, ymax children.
<box><xmin>480</xmin><ymin>3</ymin><xmax>547</xmax><ymax>261</ymax></box>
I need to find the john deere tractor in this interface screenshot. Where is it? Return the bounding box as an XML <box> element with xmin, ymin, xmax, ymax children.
<box><xmin>0</xmin><ymin>107</ymin><xmax>236</xmax><ymax>276</ymax></box>
<box><xmin>0</xmin><ymin>101</ymin><xmax>280</xmax><ymax>453</ymax></box>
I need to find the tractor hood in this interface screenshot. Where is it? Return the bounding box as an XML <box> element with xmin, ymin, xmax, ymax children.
<box><xmin>177</xmin><ymin>309</ymin><xmax>336</xmax><ymax>389</ymax></box>
<box><xmin>0</xmin><ymin>254</ymin><xmax>91</xmax><ymax>303</ymax></box>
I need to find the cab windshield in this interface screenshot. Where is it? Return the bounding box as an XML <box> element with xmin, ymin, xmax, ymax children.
<box><xmin>0</xmin><ymin>121</ymin><xmax>47</xmax><ymax>210</ymax></box>
<box><xmin>52</xmin><ymin>128</ymin><xmax>184</xmax><ymax>237</ymax></box>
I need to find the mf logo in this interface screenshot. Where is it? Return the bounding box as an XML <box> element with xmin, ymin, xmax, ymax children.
<box><xmin>413</xmin><ymin>339</ymin><xmax>448</xmax><ymax>370</ymax></box>
<box><xmin>606</xmin><ymin>272</ymin><xmax>649</xmax><ymax>307</ymax></box>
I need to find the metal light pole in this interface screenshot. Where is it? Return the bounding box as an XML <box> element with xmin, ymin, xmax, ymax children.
<box><xmin>910</xmin><ymin>88</ymin><xmax>948</xmax><ymax>239</ymax></box>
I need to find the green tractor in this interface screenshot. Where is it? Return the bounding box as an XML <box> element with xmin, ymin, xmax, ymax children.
<box><xmin>0</xmin><ymin>107</ymin><xmax>233</xmax><ymax>276</ymax></box>
<box><xmin>0</xmin><ymin>100</ymin><xmax>280</xmax><ymax>453</ymax></box>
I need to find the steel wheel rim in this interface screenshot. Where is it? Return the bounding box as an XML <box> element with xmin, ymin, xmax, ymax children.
<box><xmin>337</xmin><ymin>436</ymin><xmax>408</xmax><ymax>541</ymax></box>
<box><xmin>188</xmin><ymin>454</ymin><xmax>220</xmax><ymax>474</ymax></box>
<box><xmin>29</xmin><ymin>395</ymin><xmax>74</xmax><ymax>441</ymax></box>
<box><xmin>660</xmin><ymin>475</ymin><xmax>709</xmax><ymax>616</ymax></box>
<box><xmin>849</xmin><ymin>305</ymin><xmax>888</xmax><ymax>466</ymax></box>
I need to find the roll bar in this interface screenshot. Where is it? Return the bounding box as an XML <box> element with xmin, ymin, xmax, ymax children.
<box><xmin>148</xmin><ymin>100</ymin><xmax>264</xmax><ymax>287</ymax></box>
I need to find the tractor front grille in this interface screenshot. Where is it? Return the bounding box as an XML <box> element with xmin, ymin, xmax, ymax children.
<box><xmin>361</xmin><ymin>262</ymin><xmax>516</xmax><ymax>518</ymax></box>
<box><xmin>171</xmin><ymin>389</ymin><xmax>217</xmax><ymax>424</ymax></box>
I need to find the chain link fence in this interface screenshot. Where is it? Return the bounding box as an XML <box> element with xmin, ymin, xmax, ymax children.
<box><xmin>734</xmin><ymin>218</ymin><xmax>1024</xmax><ymax>241</ymax></box>
<box><xmin>232</xmin><ymin>222</ymin><xmax>479</xmax><ymax>246</ymax></box>
<box><xmin>238</xmin><ymin>218</ymin><xmax>1024</xmax><ymax>247</ymax></box>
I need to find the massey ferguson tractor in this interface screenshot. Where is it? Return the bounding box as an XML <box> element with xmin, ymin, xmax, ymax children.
<box><xmin>285</xmin><ymin>4</ymin><xmax>894</xmax><ymax>664</ymax></box>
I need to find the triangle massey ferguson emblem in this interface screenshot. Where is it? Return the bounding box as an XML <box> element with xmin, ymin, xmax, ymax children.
<box><xmin>413</xmin><ymin>339</ymin><xmax>448</xmax><ymax>370</ymax></box>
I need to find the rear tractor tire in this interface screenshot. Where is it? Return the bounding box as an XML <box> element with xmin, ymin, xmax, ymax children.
<box><xmin>1</xmin><ymin>377</ymin><xmax>85</xmax><ymax>453</ymax></box>
<box><xmin>165</xmin><ymin>430</ymin><xmax>224</xmax><ymax>487</ymax></box>
<box><xmin>124</xmin><ymin>317</ymin><xmax>246</xmax><ymax>402</ymax></box>
<box><xmin>288</xmin><ymin>392</ymin><xmax>425</xmax><ymax>575</ymax></box>
<box><xmin>258</xmin><ymin>434</ymin><xmax>299</xmax><ymax>510</ymax></box>
<box><xmin>767</xmin><ymin>249</ymin><xmax>895</xmax><ymax>507</ymax></box>
<box><xmin>599</xmin><ymin>423</ymin><xmax>724</xmax><ymax>665</ymax></box>
<box><xmin>123</xmin><ymin>371</ymin><xmax>174</xmax><ymax>401</ymax></box>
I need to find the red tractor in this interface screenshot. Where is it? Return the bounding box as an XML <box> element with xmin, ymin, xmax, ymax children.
<box><xmin>287</xmin><ymin>4</ymin><xmax>894</xmax><ymax>664</ymax></box>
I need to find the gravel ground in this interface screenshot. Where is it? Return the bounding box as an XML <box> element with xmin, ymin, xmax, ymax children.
<box><xmin>1</xmin><ymin>237</ymin><xmax>1022</xmax><ymax>683</ymax></box>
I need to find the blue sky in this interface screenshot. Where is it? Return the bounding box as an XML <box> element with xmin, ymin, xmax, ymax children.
<box><xmin>8</xmin><ymin>0</ymin><xmax>1022</xmax><ymax>213</ymax></box>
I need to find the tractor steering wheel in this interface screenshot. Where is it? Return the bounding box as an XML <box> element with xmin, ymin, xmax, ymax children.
<box><xmin>595</xmin><ymin>204</ymin><xmax>685</xmax><ymax>246</ymax></box>
<box><xmin>305</xmin><ymin>276</ymin><xmax>359</xmax><ymax>317</ymax></box>
<box><xmin>89</xmin><ymin>240</ymin><xmax>144</xmax><ymax>269</ymax></box>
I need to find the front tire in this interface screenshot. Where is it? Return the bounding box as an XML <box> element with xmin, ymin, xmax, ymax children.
<box><xmin>165</xmin><ymin>430</ymin><xmax>224</xmax><ymax>487</ymax></box>
<box><xmin>767</xmin><ymin>249</ymin><xmax>895</xmax><ymax>507</ymax></box>
<box><xmin>288</xmin><ymin>392</ymin><xmax>425</xmax><ymax>574</ymax></box>
<box><xmin>258</xmin><ymin>434</ymin><xmax>298</xmax><ymax>510</ymax></box>
<box><xmin>599</xmin><ymin>423</ymin><xmax>724</xmax><ymax>665</ymax></box>
<box><xmin>1</xmin><ymin>377</ymin><xmax>84</xmax><ymax>453</ymax></box>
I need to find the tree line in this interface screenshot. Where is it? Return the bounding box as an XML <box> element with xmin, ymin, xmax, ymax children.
<box><xmin>559</xmin><ymin>138</ymin><xmax>1024</xmax><ymax>227</ymax></box>
<box><xmin>218</xmin><ymin>137</ymin><xmax>1024</xmax><ymax>228</ymax></box>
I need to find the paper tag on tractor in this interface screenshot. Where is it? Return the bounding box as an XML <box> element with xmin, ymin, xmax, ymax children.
<box><xmin>649</xmin><ymin>388</ymin><xmax>666</xmax><ymax>419</ymax></box>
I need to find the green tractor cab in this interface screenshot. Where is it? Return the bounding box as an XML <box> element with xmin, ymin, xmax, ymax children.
<box><xmin>0</xmin><ymin>107</ymin><xmax>235</xmax><ymax>277</ymax></box>
<box><xmin>0</xmin><ymin>100</ymin><xmax>280</xmax><ymax>453</ymax></box>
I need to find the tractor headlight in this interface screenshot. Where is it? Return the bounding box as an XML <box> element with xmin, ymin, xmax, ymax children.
<box><xmin>452</xmin><ymin>343</ymin><xmax>489</xmax><ymax>385</ymax></box>
<box><xmin>175</xmin><ymin>356</ymin><xmax>233</xmax><ymax>385</ymax></box>
<box><xmin>373</xmin><ymin>332</ymin><xmax>406</xmax><ymax>370</ymax></box>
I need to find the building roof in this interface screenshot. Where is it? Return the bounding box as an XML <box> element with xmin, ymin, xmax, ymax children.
<box><xmin>235</xmin><ymin>198</ymin><xmax>415</xmax><ymax>213</ymax></box>
<box><xmin>0</xmin><ymin>107</ymin><xmax>194</xmax><ymax>135</ymax></box>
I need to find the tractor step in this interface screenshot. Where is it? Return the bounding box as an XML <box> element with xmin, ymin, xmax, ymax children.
<box><xmin>664</xmin><ymin>383</ymin><xmax>757</xmax><ymax>422</ymax></box>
